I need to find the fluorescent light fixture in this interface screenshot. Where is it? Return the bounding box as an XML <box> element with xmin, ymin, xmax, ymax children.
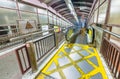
<box><xmin>68</xmin><ymin>4</ymin><xmax>73</xmax><ymax>11</ymax></box>
<box><xmin>64</xmin><ymin>0</ymin><xmax>79</xmax><ymax>24</ymax></box>
<box><xmin>79</xmin><ymin>6</ymin><xmax>90</xmax><ymax>10</ymax></box>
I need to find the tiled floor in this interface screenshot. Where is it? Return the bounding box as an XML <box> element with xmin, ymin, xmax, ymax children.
<box><xmin>36</xmin><ymin>43</ymin><xmax>108</xmax><ymax>79</ymax></box>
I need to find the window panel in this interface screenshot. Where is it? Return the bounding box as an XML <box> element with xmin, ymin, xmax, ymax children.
<box><xmin>53</xmin><ymin>15</ymin><xmax>57</xmax><ymax>25</ymax></box>
<box><xmin>39</xmin><ymin>14</ymin><xmax>48</xmax><ymax>24</ymax></box>
<box><xmin>0</xmin><ymin>0</ymin><xmax>16</xmax><ymax>9</ymax></box>
<box><xmin>108</xmin><ymin>0</ymin><xmax>120</xmax><ymax>25</ymax></box>
<box><xmin>38</xmin><ymin>8</ymin><xmax>47</xmax><ymax>15</ymax></box>
<box><xmin>0</xmin><ymin>8</ymin><xmax>18</xmax><ymax>25</ymax></box>
<box><xmin>49</xmin><ymin>16</ymin><xmax>53</xmax><ymax>24</ymax></box>
<box><xmin>48</xmin><ymin>11</ymin><xmax>53</xmax><ymax>16</ymax></box>
<box><xmin>98</xmin><ymin>1</ymin><xmax>108</xmax><ymax>24</ymax></box>
<box><xmin>21</xmin><ymin>11</ymin><xmax>38</xmax><ymax>22</ymax></box>
<box><xmin>19</xmin><ymin>3</ymin><xmax>36</xmax><ymax>12</ymax></box>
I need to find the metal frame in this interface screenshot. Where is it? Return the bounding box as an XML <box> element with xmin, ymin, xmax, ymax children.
<box><xmin>16</xmin><ymin>45</ymin><xmax>31</xmax><ymax>74</ymax></box>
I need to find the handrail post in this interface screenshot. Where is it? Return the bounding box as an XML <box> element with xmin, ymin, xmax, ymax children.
<box><xmin>26</xmin><ymin>42</ymin><xmax>38</xmax><ymax>73</ymax></box>
<box><xmin>54</xmin><ymin>32</ymin><xmax>58</xmax><ymax>48</ymax></box>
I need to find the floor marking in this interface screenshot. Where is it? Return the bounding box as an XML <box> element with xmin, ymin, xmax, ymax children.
<box><xmin>36</xmin><ymin>43</ymin><xmax>108</xmax><ymax>79</ymax></box>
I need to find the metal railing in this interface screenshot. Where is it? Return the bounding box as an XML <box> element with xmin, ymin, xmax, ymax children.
<box><xmin>16</xmin><ymin>45</ymin><xmax>31</xmax><ymax>74</ymax></box>
<box><xmin>33</xmin><ymin>33</ymin><xmax>56</xmax><ymax>62</ymax></box>
<box><xmin>0</xmin><ymin>29</ymin><xmax>55</xmax><ymax>50</ymax></box>
<box><xmin>92</xmin><ymin>26</ymin><xmax>120</xmax><ymax>79</ymax></box>
<box><xmin>101</xmin><ymin>38</ymin><xmax>120</xmax><ymax>79</ymax></box>
<box><xmin>92</xmin><ymin>26</ymin><xmax>120</xmax><ymax>39</ymax></box>
<box><xmin>15</xmin><ymin>33</ymin><xmax>56</xmax><ymax>74</ymax></box>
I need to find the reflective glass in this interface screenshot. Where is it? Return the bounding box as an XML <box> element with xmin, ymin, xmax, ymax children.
<box><xmin>19</xmin><ymin>3</ymin><xmax>36</xmax><ymax>12</ymax></box>
<box><xmin>39</xmin><ymin>14</ymin><xmax>48</xmax><ymax>24</ymax></box>
<box><xmin>49</xmin><ymin>16</ymin><xmax>53</xmax><ymax>24</ymax></box>
<box><xmin>0</xmin><ymin>8</ymin><xmax>18</xmax><ymax>25</ymax></box>
<box><xmin>48</xmin><ymin>11</ymin><xmax>53</xmax><ymax>16</ymax></box>
<box><xmin>0</xmin><ymin>0</ymin><xmax>16</xmax><ymax>9</ymax></box>
<box><xmin>98</xmin><ymin>1</ymin><xmax>108</xmax><ymax>24</ymax></box>
<box><xmin>21</xmin><ymin>11</ymin><xmax>38</xmax><ymax>22</ymax></box>
<box><xmin>38</xmin><ymin>8</ymin><xmax>47</xmax><ymax>14</ymax></box>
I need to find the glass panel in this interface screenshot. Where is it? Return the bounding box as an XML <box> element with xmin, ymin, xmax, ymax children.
<box><xmin>57</xmin><ymin>17</ymin><xmax>60</xmax><ymax>26</ymax></box>
<box><xmin>48</xmin><ymin>11</ymin><xmax>53</xmax><ymax>16</ymax></box>
<box><xmin>0</xmin><ymin>8</ymin><xmax>18</xmax><ymax>25</ymax></box>
<box><xmin>19</xmin><ymin>3</ymin><xmax>36</xmax><ymax>12</ymax></box>
<box><xmin>53</xmin><ymin>15</ymin><xmax>57</xmax><ymax>25</ymax></box>
<box><xmin>95</xmin><ymin>1</ymin><xmax>99</xmax><ymax>9</ymax></box>
<box><xmin>39</xmin><ymin>14</ymin><xmax>48</xmax><ymax>24</ymax></box>
<box><xmin>21</xmin><ymin>11</ymin><xmax>38</xmax><ymax>22</ymax></box>
<box><xmin>0</xmin><ymin>0</ymin><xmax>16</xmax><ymax>9</ymax></box>
<box><xmin>94</xmin><ymin>10</ymin><xmax>98</xmax><ymax>23</ymax></box>
<box><xmin>38</xmin><ymin>8</ymin><xmax>47</xmax><ymax>14</ymax></box>
<box><xmin>49</xmin><ymin>16</ymin><xmax>53</xmax><ymax>24</ymax></box>
<box><xmin>98</xmin><ymin>1</ymin><xmax>108</xmax><ymax>24</ymax></box>
<box><xmin>100</xmin><ymin>0</ymin><xmax>105</xmax><ymax>5</ymax></box>
<box><xmin>108</xmin><ymin>0</ymin><xmax>120</xmax><ymax>25</ymax></box>
<box><xmin>54</xmin><ymin>18</ymin><xmax>57</xmax><ymax>25</ymax></box>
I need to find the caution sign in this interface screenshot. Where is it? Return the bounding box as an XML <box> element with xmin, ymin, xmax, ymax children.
<box><xmin>17</xmin><ymin>20</ymin><xmax>37</xmax><ymax>34</ymax></box>
<box><xmin>26</xmin><ymin>21</ymin><xmax>33</xmax><ymax>29</ymax></box>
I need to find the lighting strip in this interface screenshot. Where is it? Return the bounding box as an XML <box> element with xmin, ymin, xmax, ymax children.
<box><xmin>64</xmin><ymin>0</ymin><xmax>79</xmax><ymax>24</ymax></box>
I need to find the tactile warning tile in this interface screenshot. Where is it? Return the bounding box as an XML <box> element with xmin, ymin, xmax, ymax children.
<box><xmin>36</xmin><ymin>43</ymin><xmax>108</xmax><ymax>79</ymax></box>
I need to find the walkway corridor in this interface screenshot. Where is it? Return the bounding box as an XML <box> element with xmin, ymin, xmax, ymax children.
<box><xmin>35</xmin><ymin>43</ymin><xmax>108</xmax><ymax>79</ymax></box>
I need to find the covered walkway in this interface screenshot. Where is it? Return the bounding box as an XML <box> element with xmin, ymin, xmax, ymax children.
<box><xmin>35</xmin><ymin>33</ymin><xmax>108</xmax><ymax>79</ymax></box>
<box><xmin>36</xmin><ymin>43</ymin><xmax>107</xmax><ymax>79</ymax></box>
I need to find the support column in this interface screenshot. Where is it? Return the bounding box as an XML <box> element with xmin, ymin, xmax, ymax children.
<box><xmin>26</xmin><ymin>42</ymin><xmax>38</xmax><ymax>73</ymax></box>
<box><xmin>54</xmin><ymin>32</ymin><xmax>58</xmax><ymax>48</ymax></box>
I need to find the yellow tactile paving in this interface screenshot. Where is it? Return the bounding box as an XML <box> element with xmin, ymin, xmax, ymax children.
<box><xmin>36</xmin><ymin>43</ymin><xmax>108</xmax><ymax>79</ymax></box>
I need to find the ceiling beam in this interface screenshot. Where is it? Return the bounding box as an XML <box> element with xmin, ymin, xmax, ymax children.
<box><xmin>59</xmin><ymin>10</ymin><xmax>71</xmax><ymax>15</ymax></box>
<box><xmin>54</xmin><ymin>4</ymin><xmax>66</xmax><ymax>9</ymax></box>
<box><xmin>73</xmin><ymin>2</ymin><xmax>92</xmax><ymax>6</ymax></box>
<box><xmin>57</xmin><ymin>7</ymin><xmax>69</xmax><ymax>13</ymax></box>
<box><xmin>63</xmin><ymin>13</ymin><xmax>72</xmax><ymax>17</ymax></box>
<box><xmin>47</xmin><ymin>0</ymin><xmax>61</xmax><ymax>6</ymax></box>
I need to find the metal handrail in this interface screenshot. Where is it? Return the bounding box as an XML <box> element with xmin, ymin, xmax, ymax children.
<box><xmin>0</xmin><ymin>28</ymin><xmax>55</xmax><ymax>40</ymax></box>
<box><xmin>92</xmin><ymin>26</ymin><xmax>120</xmax><ymax>39</ymax></box>
<box><xmin>10</xmin><ymin>28</ymin><xmax>55</xmax><ymax>41</ymax></box>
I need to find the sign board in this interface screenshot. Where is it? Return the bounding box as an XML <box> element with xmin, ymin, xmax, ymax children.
<box><xmin>54</xmin><ymin>26</ymin><xmax>60</xmax><ymax>33</ymax></box>
<box><xmin>41</xmin><ymin>25</ymin><xmax>49</xmax><ymax>35</ymax></box>
<box><xmin>17</xmin><ymin>20</ymin><xmax>37</xmax><ymax>34</ymax></box>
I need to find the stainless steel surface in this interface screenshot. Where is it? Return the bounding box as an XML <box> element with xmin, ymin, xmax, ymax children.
<box><xmin>58</xmin><ymin>52</ymin><xmax>64</xmax><ymax>56</ymax></box>
<box><xmin>47</xmin><ymin>62</ymin><xmax>56</xmax><ymax>71</ymax></box>
<box><xmin>89</xmin><ymin>56</ymin><xmax>99</xmax><ymax>66</ymax></box>
<box><xmin>65</xmin><ymin>48</ymin><xmax>71</xmax><ymax>53</ymax></box>
<box><xmin>79</xmin><ymin>50</ymin><xmax>90</xmax><ymax>56</ymax></box>
<box><xmin>77</xmin><ymin>60</ymin><xmax>94</xmax><ymax>73</ymax></box>
<box><xmin>88</xmin><ymin>48</ymin><xmax>94</xmax><ymax>53</ymax></box>
<box><xmin>73</xmin><ymin>46</ymin><xmax>81</xmax><ymax>50</ymax></box>
<box><xmin>62</xmin><ymin>66</ymin><xmax>81</xmax><ymax>79</ymax></box>
<box><xmin>69</xmin><ymin>53</ymin><xmax>82</xmax><ymax>61</ymax></box>
<box><xmin>50</xmin><ymin>72</ymin><xmax>61</xmax><ymax>79</ymax></box>
<box><xmin>90</xmin><ymin>73</ymin><xmax>103</xmax><ymax>79</ymax></box>
<box><xmin>58</xmin><ymin>57</ymin><xmax>70</xmax><ymax>66</ymax></box>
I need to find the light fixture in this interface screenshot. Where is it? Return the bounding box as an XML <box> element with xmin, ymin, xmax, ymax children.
<box><xmin>64</xmin><ymin>0</ymin><xmax>79</xmax><ymax>24</ymax></box>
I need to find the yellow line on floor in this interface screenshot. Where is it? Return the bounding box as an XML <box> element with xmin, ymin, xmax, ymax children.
<box><xmin>36</xmin><ymin>43</ymin><xmax>108</xmax><ymax>79</ymax></box>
